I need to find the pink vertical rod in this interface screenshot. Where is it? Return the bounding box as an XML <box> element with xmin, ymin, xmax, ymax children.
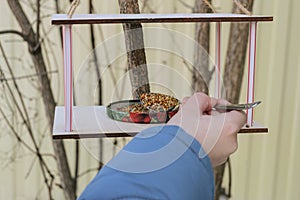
<box><xmin>247</xmin><ymin>22</ymin><xmax>257</xmax><ymax>126</ymax></box>
<box><xmin>214</xmin><ymin>22</ymin><xmax>221</xmax><ymax>98</ymax></box>
<box><xmin>62</xmin><ymin>25</ymin><xmax>73</xmax><ymax>132</ymax></box>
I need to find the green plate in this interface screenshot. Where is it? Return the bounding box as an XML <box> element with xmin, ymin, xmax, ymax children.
<box><xmin>106</xmin><ymin>100</ymin><xmax>178</xmax><ymax>124</ymax></box>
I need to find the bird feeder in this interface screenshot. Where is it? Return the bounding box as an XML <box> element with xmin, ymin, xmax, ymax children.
<box><xmin>51</xmin><ymin>13</ymin><xmax>273</xmax><ymax>139</ymax></box>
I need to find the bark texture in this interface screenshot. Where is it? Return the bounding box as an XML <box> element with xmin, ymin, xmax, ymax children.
<box><xmin>7</xmin><ymin>1</ymin><xmax>76</xmax><ymax>199</ymax></box>
<box><xmin>193</xmin><ymin>0</ymin><xmax>213</xmax><ymax>94</ymax></box>
<box><xmin>119</xmin><ymin>0</ymin><xmax>150</xmax><ymax>98</ymax></box>
<box><xmin>223</xmin><ymin>0</ymin><xmax>254</xmax><ymax>103</ymax></box>
<box><xmin>214</xmin><ymin>1</ymin><xmax>254</xmax><ymax>199</ymax></box>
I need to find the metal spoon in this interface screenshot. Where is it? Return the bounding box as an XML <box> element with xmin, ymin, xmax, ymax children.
<box><xmin>213</xmin><ymin>101</ymin><xmax>261</xmax><ymax>111</ymax></box>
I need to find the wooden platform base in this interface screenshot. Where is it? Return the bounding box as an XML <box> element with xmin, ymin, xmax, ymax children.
<box><xmin>53</xmin><ymin>106</ymin><xmax>268</xmax><ymax>140</ymax></box>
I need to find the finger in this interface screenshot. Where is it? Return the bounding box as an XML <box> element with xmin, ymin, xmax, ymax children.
<box><xmin>192</xmin><ymin>92</ymin><xmax>213</xmax><ymax>113</ymax></box>
<box><xmin>212</xmin><ymin>99</ymin><xmax>230</xmax><ymax>114</ymax></box>
<box><xmin>206</xmin><ymin>97</ymin><xmax>218</xmax><ymax>115</ymax></box>
<box><xmin>211</xmin><ymin>99</ymin><xmax>232</xmax><ymax>114</ymax></box>
<box><xmin>227</xmin><ymin>110</ymin><xmax>247</xmax><ymax>131</ymax></box>
<box><xmin>181</xmin><ymin>96</ymin><xmax>190</xmax><ymax>106</ymax></box>
<box><xmin>209</xmin><ymin>97</ymin><xmax>218</xmax><ymax>108</ymax></box>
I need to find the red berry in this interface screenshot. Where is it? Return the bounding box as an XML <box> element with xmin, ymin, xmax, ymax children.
<box><xmin>143</xmin><ymin>115</ymin><xmax>151</xmax><ymax>123</ymax></box>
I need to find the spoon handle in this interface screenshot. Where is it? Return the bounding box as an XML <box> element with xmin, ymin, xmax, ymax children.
<box><xmin>213</xmin><ymin>101</ymin><xmax>261</xmax><ymax>111</ymax></box>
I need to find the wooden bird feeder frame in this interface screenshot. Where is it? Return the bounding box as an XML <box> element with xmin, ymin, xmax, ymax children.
<box><xmin>51</xmin><ymin>13</ymin><xmax>273</xmax><ymax>139</ymax></box>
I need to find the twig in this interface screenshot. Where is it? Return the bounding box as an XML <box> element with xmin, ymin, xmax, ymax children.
<box><xmin>67</xmin><ymin>0</ymin><xmax>80</xmax><ymax>18</ymax></box>
<box><xmin>89</xmin><ymin>0</ymin><xmax>102</xmax><ymax>105</ymax></box>
<box><xmin>89</xmin><ymin>0</ymin><xmax>104</xmax><ymax>173</ymax></box>
<box><xmin>36</xmin><ymin>0</ymin><xmax>40</xmax><ymax>42</ymax></box>
<box><xmin>77</xmin><ymin>167</ymin><xmax>100</xmax><ymax>178</ymax></box>
<box><xmin>0</xmin><ymin>42</ymin><xmax>34</xmax><ymax>137</ymax></box>
<box><xmin>0</xmin><ymin>106</ymin><xmax>35</xmax><ymax>153</ymax></box>
<box><xmin>233</xmin><ymin>0</ymin><xmax>251</xmax><ymax>15</ymax></box>
<box><xmin>40</xmin><ymin>24</ymin><xmax>61</xmax><ymax>86</ymax></box>
<box><xmin>0</xmin><ymin>40</ymin><xmax>55</xmax><ymax>199</ymax></box>
<box><xmin>41</xmin><ymin>153</ymin><xmax>57</xmax><ymax>160</ymax></box>
<box><xmin>25</xmin><ymin>156</ymin><xmax>38</xmax><ymax>179</ymax></box>
<box><xmin>0</xmin><ymin>30</ymin><xmax>25</xmax><ymax>40</ymax></box>
<box><xmin>0</xmin><ymin>70</ymin><xmax>58</xmax><ymax>82</ymax></box>
<box><xmin>7</xmin><ymin>0</ymin><xmax>72</xmax><ymax>198</ymax></box>
<box><xmin>202</xmin><ymin>0</ymin><xmax>217</xmax><ymax>13</ymax></box>
<box><xmin>54</xmin><ymin>0</ymin><xmax>63</xmax><ymax>47</ymax></box>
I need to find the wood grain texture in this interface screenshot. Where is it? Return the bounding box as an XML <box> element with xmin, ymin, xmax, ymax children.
<box><xmin>51</xmin><ymin>13</ymin><xmax>273</xmax><ymax>25</ymax></box>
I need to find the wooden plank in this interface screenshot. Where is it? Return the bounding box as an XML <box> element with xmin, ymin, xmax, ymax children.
<box><xmin>239</xmin><ymin>122</ymin><xmax>268</xmax><ymax>133</ymax></box>
<box><xmin>51</xmin><ymin>13</ymin><xmax>273</xmax><ymax>25</ymax></box>
<box><xmin>52</xmin><ymin>106</ymin><xmax>158</xmax><ymax>139</ymax></box>
<box><xmin>53</xmin><ymin>106</ymin><xmax>268</xmax><ymax>140</ymax></box>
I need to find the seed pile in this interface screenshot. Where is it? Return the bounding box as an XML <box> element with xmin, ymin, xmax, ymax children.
<box><xmin>117</xmin><ymin>93</ymin><xmax>179</xmax><ymax>113</ymax></box>
<box><xmin>140</xmin><ymin>93</ymin><xmax>179</xmax><ymax>111</ymax></box>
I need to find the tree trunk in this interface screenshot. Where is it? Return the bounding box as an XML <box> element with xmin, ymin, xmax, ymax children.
<box><xmin>118</xmin><ymin>0</ymin><xmax>150</xmax><ymax>98</ymax></box>
<box><xmin>193</xmin><ymin>0</ymin><xmax>213</xmax><ymax>94</ymax></box>
<box><xmin>7</xmin><ymin>1</ymin><xmax>76</xmax><ymax>199</ymax></box>
<box><xmin>224</xmin><ymin>0</ymin><xmax>254</xmax><ymax>103</ymax></box>
<box><xmin>214</xmin><ymin>1</ymin><xmax>254</xmax><ymax>199</ymax></box>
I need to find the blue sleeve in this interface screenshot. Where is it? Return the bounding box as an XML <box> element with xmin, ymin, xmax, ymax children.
<box><xmin>78</xmin><ymin>125</ymin><xmax>214</xmax><ymax>200</ymax></box>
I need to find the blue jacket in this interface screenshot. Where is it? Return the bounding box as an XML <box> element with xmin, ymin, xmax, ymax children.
<box><xmin>78</xmin><ymin>125</ymin><xmax>214</xmax><ymax>200</ymax></box>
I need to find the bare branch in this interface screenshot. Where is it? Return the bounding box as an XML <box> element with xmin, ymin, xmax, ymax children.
<box><xmin>0</xmin><ymin>40</ymin><xmax>55</xmax><ymax>199</ymax></box>
<box><xmin>67</xmin><ymin>0</ymin><xmax>80</xmax><ymax>18</ymax></box>
<box><xmin>0</xmin><ymin>41</ymin><xmax>35</xmax><ymax>138</ymax></box>
<box><xmin>0</xmin><ymin>70</ymin><xmax>58</xmax><ymax>82</ymax></box>
<box><xmin>233</xmin><ymin>0</ymin><xmax>251</xmax><ymax>15</ymax></box>
<box><xmin>7</xmin><ymin>1</ymin><xmax>75</xmax><ymax>199</ymax></box>
<box><xmin>202</xmin><ymin>0</ymin><xmax>217</xmax><ymax>13</ymax></box>
<box><xmin>36</xmin><ymin>0</ymin><xmax>40</xmax><ymax>41</ymax></box>
<box><xmin>88</xmin><ymin>0</ymin><xmax>104</xmax><ymax>175</ymax></box>
<box><xmin>78</xmin><ymin>167</ymin><xmax>100</xmax><ymax>178</ymax></box>
<box><xmin>54</xmin><ymin>0</ymin><xmax>63</xmax><ymax>47</ymax></box>
<box><xmin>0</xmin><ymin>30</ymin><xmax>25</xmax><ymax>39</ymax></box>
<box><xmin>0</xmin><ymin>106</ymin><xmax>35</xmax><ymax>153</ymax></box>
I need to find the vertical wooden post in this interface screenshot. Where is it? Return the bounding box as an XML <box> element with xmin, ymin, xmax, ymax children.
<box><xmin>62</xmin><ymin>25</ymin><xmax>73</xmax><ymax>132</ymax></box>
<box><xmin>247</xmin><ymin>22</ymin><xmax>257</xmax><ymax>126</ymax></box>
<box><xmin>215</xmin><ymin>22</ymin><xmax>221</xmax><ymax>98</ymax></box>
